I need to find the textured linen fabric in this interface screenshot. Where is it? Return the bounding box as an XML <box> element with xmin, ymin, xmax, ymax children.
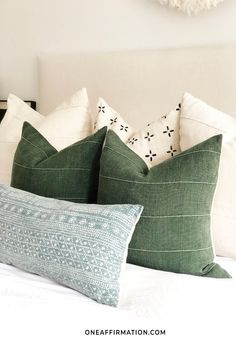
<box><xmin>0</xmin><ymin>94</ymin><xmax>42</xmax><ymax>185</ymax></box>
<box><xmin>180</xmin><ymin>93</ymin><xmax>236</xmax><ymax>259</ymax></box>
<box><xmin>0</xmin><ymin>184</ymin><xmax>143</xmax><ymax>306</ymax></box>
<box><xmin>94</xmin><ymin>97</ymin><xmax>180</xmax><ymax>167</ymax></box>
<box><xmin>98</xmin><ymin>130</ymin><xmax>231</xmax><ymax>278</ymax></box>
<box><xmin>0</xmin><ymin>89</ymin><xmax>92</xmax><ymax>185</ymax></box>
<box><xmin>11</xmin><ymin>122</ymin><xmax>107</xmax><ymax>203</ymax></box>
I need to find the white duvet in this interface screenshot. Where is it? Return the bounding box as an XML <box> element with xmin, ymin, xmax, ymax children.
<box><xmin>0</xmin><ymin>258</ymin><xmax>235</xmax><ymax>354</ymax></box>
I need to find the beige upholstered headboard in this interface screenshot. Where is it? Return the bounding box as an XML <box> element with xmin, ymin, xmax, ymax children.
<box><xmin>38</xmin><ymin>46</ymin><xmax>236</xmax><ymax>128</ymax></box>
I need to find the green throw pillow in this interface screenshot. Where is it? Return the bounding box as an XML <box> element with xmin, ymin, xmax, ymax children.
<box><xmin>98</xmin><ymin>130</ymin><xmax>231</xmax><ymax>278</ymax></box>
<box><xmin>11</xmin><ymin>122</ymin><xmax>107</xmax><ymax>203</ymax></box>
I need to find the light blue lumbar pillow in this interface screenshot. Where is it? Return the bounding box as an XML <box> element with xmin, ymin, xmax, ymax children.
<box><xmin>0</xmin><ymin>184</ymin><xmax>143</xmax><ymax>306</ymax></box>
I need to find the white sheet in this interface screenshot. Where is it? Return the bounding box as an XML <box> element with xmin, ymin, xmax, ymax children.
<box><xmin>0</xmin><ymin>258</ymin><xmax>235</xmax><ymax>354</ymax></box>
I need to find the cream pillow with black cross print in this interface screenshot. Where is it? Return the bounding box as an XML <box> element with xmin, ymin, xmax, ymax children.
<box><xmin>94</xmin><ymin>97</ymin><xmax>181</xmax><ymax>167</ymax></box>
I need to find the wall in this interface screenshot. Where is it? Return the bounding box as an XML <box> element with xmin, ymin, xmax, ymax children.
<box><xmin>0</xmin><ymin>0</ymin><xmax>235</xmax><ymax>101</ymax></box>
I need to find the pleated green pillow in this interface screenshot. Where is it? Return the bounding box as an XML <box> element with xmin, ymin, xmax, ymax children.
<box><xmin>11</xmin><ymin>122</ymin><xmax>107</xmax><ymax>203</ymax></box>
<box><xmin>98</xmin><ymin>131</ymin><xmax>231</xmax><ymax>278</ymax></box>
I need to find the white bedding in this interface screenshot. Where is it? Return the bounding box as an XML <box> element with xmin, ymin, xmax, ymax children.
<box><xmin>0</xmin><ymin>258</ymin><xmax>235</xmax><ymax>354</ymax></box>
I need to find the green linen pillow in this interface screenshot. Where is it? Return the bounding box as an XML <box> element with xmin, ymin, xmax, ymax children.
<box><xmin>11</xmin><ymin>122</ymin><xmax>107</xmax><ymax>203</ymax></box>
<box><xmin>98</xmin><ymin>130</ymin><xmax>231</xmax><ymax>278</ymax></box>
<box><xmin>0</xmin><ymin>184</ymin><xmax>143</xmax><ymax>306</ymax></box>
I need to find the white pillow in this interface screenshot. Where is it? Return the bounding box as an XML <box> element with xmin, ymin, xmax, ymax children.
<box><xmin>180</xmin><ymin>92</ymin><xmax>236</xmax><ymax>259</ymax></box>
<box><xmin>0</xmin><ymin>89</ymin><xmax>92</xmax><ymax>185</ymax></box>
<box><xmin>95</xmin><ymin>97</ymin><xmax>181</xmax><ymax>167</ymax></box>
<box><xmin>34</xmin><ymin>89</ymin><xmax>92</xmax><ymax>150</ymax></box>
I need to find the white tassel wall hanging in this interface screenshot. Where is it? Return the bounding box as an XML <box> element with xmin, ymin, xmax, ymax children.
<box><xmin>157</xmin><ymin>0</ymin><xmax>225</xmax><ymax>15</ymax></box>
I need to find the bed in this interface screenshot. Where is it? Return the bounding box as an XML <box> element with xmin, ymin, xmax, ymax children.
<box><xmin>1</xmin><ymin>46</ymin><xmax>236</xmax><ymax>354</ymax></box>
<box><xmin>1</xmin><ymin>258</ymin><xmax>236</xmax><ymax>353</ymax></box>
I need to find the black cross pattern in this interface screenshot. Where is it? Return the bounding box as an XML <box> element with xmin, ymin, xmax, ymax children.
<box><xmin>128</xmin><ymin>137</ymin><xmax>138</xmax><ymax>145</ymax></box>
<box><xmin>98</xmin><ymin>105</ymin><xmax>105</xmax><ymax>113</ymax></box>
<box><xmin>110</xmin><ymin>117</ymin><xmax>118</xmax><ymax>125</ymax></box>
<box><xmin>144</xmin><ymin>132</ymin><xmax>154</xmax><ymax>142</ymax></box>
<box><xmin>163</xmin><ymin>126</ymin><xmax>174</xmax><ymax>137</ymax></box>
<box><xmin>166</xmin><ymin>146</ymin><xmax>177</xmax><ymax>157</ymax></box>
<box><xmin>176</xmin><ymin>103</ymin><xmax>181</xmax><ymax>111</ymax></box>
<box><xmin>120</xmin><ymin>125</ymin><xmax>129</xmax><ymax>132</ymax></box>
<box><xmin>145</xmin><ymin>150</ymin><xmax>157</xmax><ymax>162</ymax></box>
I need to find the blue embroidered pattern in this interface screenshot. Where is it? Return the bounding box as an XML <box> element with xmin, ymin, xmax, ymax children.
<box><xmin>0</xmin><ymin>184</ymin><xmax>142</xmax><ymax>306</ymax></box>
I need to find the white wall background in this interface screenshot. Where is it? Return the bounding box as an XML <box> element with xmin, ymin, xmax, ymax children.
<box><xmin>0</xmin><ymin>0</ymin><xmax>236</xmax><ymax>102</ymax></box>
